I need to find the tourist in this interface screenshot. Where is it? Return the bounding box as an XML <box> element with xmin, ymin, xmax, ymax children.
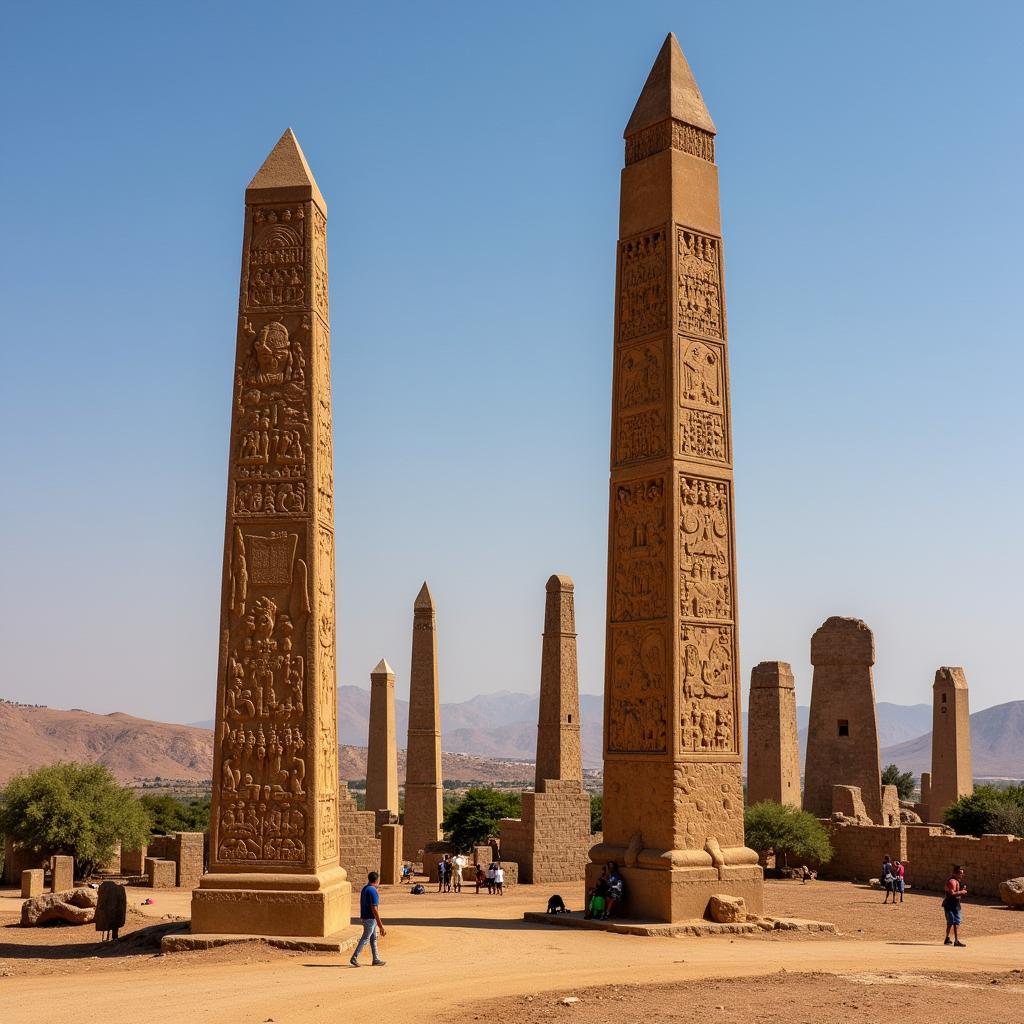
<box><xmin>452</xmin><ymin>853</ymin><xmax>465</xmax><ymax>893</ymax></box>
<box><xmin>800</xmin><ymin>864</ymin><xmax>816</xmax><ymax>884</ymax></box>
<box><xmin>401</xmin><ymin>862</ymin><xmax>412</xmax><ymax>885</ymax></box>
<box><xmin>585</xmin><ymin>867</ymin><xmax>609</xmax><ymax>920</ymax></box>
<box><xmin>437</xmin><ymin>855</ymin><xmax>448</xmax><ymax>893</ymax></box>
<box><xmin>494</xmin><ymin>862</ymin><xmax>505</xmax><ymax>895</ymax></box>
<box><xmin>475</xmin><ymin>864</ymin><xmax>486</xmax><ymax>893</ymax></box>
<box><xmin>881</xmin><ymin>855</ymin><xmax>896</xmax><ymax>903</ymax></box>
<box><xmin>486</xmin><ymin>861</ymin><xmax>497</xmax><ymax>894</ymax></box>
<box><xmin>895</xmin><ymin>859</ymin><xmax>906</xmax><ymax>903</ymax></box>
<box><xmin>604</xmin><ymin>861</ymin><xmax>624</xmax><ymax>919</ymax></box>
<box><xmin>943</xmin><ymin>864</ymin><xmax>968</xmax><ymax>947</ymax></box>
<box><xmin>350</xmin><ymin>871</ymin><xmax>386</xmax><ymax>967</ymax></box>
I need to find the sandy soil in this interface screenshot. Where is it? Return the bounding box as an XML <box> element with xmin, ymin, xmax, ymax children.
<box><xmin>2</xmin><ymin>879</ymin><xmax>1023</xmax><ymax>1024</ymax></box>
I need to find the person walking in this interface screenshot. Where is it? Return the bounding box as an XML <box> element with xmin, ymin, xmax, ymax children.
<box><xmin>451</xmin><ymin>853</ymin><xmax>465</xmax><ymax>893</ymax></box>
<box><xmin>475</xmin><ymin>864</ymin><xmax>486</xmax><ymax>893</ymax></box>
<box><xmin>494</xmin><ymin>862</ymin><xmax>504</xmax><ymax>895</ymax></box>
<box><xmin>894</xmin><ymin>859</ymin><xmax>906</xmax><ymax>903</ymax></box>
<box><xmin>881</xmin><ymin>855</ymin><xmax>896</xmax><ymax>904</ymax></box>
<box><xmin>350</xmin><ymin>871</ymin><xmax>386</xmax><ymax>967</ymax></box>
<box><xmin>436</xmin><ymin>855</ymin><xmax>448</xmax><ymax>893</ymax></box>
<box><xmin>943</xmin><ymin>864</ymin><xmax>968</xmax><ymax>947</ymax></box>
<box><xmin>486</xmin><ymin>861</ymin><xmax>497</xmax><ymax>894</ymax></box>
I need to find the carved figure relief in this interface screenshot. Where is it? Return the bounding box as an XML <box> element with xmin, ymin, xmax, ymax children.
<box><xmin>247</xmin><ymin>206</ymin><xmax>306</xmax><ymax>308</ymax></box>
<box><xmin>625</xmin><ymin>119</ymin><xmax>715</xmax><ymax>165</ymax></box>
<box><xmin>608</xmin><ymin>626</ymin><xmax>668</xmax><ymax>753</ymax></box>
<box><xmin>315</xmin><ymin>327</ymin><xmax>334</xmax><ymax>522</ymax></box>
<box><xmin>312</xmin><ymin>207</ymin><xmax>328</xmax><ymax>320</ymax></box>
<box><xmin>234</xmin><ymin>481</ymin><xmax>307</xmax><ymax>516</ymax></box>
<box><xmin>620</xmin><ymin>343</ymin><xmax>664</xmax><ymax>410</ymax></box>
<box><xmin>618</xmin><ymin>230</ymin><xmax>667</xmax><ymax>343</ymax></box>
<box><xmin>678</xmin><ymin>624</ymin><xmax>736</xmax><ymax>754</ymax></box>
<box><xmin>678</xmin><ymin>338</ymin><xmax>727</xmax><ymax>462</ymax></box>
<box><xmin>679</xmin><ymin>476</ymin><xmax>731</xmax><ymax>621</ymax></box>
<box><xmin>617</xmin><ymin>409</ymin><xmax>666</xmax><ymax>464</ymax></box>
<box><xmin>677</xmin><ymin>228</ymin><xmax>722</xmax><ymax>339</ymax></box>
<box><xmin>611</xmin><ymin>477</ymin><xmax>667</xmax><ymax>622</ymax></box>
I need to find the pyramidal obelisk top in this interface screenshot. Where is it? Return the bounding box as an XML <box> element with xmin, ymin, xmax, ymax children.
<box><xmin>246</xmin><ymin>127</ymin><xmax>327</xmax><ymax>212</ymax></box>
<box><xmin>625</xmin><ymin>33</ymin><xmax>716</xmax><ymax>136</ymax></box>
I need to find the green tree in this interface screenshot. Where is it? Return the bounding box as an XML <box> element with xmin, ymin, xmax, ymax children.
<box><xmin>881</xmin><ymin>764</ymin><xmax>916</xmax><ymax>800</ymax></box>
<box><xmin>442</xmin><ymin>788</ymin><xmax>521</xmax><ymax>851</ymax></box>
<box><xmin>590</xmin><ymin>793</ymin><xmax>603</xmax><ymax>833</ymax></box>
<box><xmin>744</xmin><ymin>801</ymin><xmax>833</xmax><ymax>868</ymax></box>
<box><xmin>944</xmin><ymin>785</ymin><xmax>1024</xmax><ymax>837</ymax></box>
<box><xmin>0</xmin><ymin>762</ymin><xmax>151</xmax><ymax>878</ymax></box>
<box><xmin>139</xmin><ymin>794</ymin><xmax>210</xmax><ymax>834</ymax></box>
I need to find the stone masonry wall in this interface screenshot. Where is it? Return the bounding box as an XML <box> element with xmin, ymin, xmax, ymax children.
<box><xmin>818</xmin><ymin>824</ymin><xmax>904</xmax><ymax>881</ymax></box>
<box><xmin>339</xmin><ymin>785</ymin><xmax>380</xmax><ymax>887</ymax></box>
<box><xmin>498</xmin><ymin>781</ymin><xmax>591</xmax><ymax>883</ymax></box>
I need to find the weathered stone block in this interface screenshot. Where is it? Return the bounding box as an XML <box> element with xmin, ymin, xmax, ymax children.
<box><xmin>21</xmin><ymin>869</ymin><xmax>44</xmax><ymax>898</ymax></box>
<box><xmin>708</xmin><ymin>893</ymin><xmax>746</xmax><ymax>923</ymax></box>
<box><xmin>51</xmin><ymin>855</ymin><xmax>74</xmax><ymax>893</ymax></box>
<box><xmin>121</xmin><ymin>846</ymin><xmax>148</xmax><ymax>875</ymax></box>
<box><xmin>379</xmin><ymin>824</ymin><xmax>402</xmax><ymax>885</ymax></box>
<box><xmin>146</xmin><ymin>858</ymin><xmax>177</xmax><ymax>889</ymax></box>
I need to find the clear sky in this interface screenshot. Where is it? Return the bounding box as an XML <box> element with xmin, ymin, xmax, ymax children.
<box><xmin>2</xmin><ymin>1</ymin><xmax>1022</xmax><ymax>726</ymax></box>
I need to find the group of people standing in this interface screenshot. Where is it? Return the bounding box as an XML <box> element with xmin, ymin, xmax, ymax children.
<box><xmin>435</xmin><ymin>853</ymin><xmax>506</xmax><ymax>894</ymax></box>
<box><xmin>881</xmin><ymin>854</ymin><xmax>969</xmax><ymax>947</ymax></box>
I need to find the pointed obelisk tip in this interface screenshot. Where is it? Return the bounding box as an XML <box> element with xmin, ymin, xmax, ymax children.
<box><xmin>246</xmin><ymin>127</ymin><xmax>326</xmax><ymax>211</ymax></box>
<box><xmin>414</xmin><ymin>581</ymin><xmax>435</xmax><ymax>610</ymax></box>
<box><xmin>372</xmin><ymin>657</ymin><xmax>395</xmax><ymax>677</ymax></box>
<box><xmin>624</xmin><ymin>31</ymin><xmax>716</xmax><ymax>138</ymax></box>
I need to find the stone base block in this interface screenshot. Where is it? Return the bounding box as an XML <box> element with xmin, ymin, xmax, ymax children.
<box><xmin>523</xmin><ymin>910</ymin><xmax>835</xmax><ymax>937</ymax></box>
<box><xmin>585</xmin><ymin>861</ymin><xmax>763</xmax><ymax>923</ymax></box>
<box><xmin>21</xmin><ymin>869</ymin><xmax>44</xmax><ymax>898</ymax></box>
<box><xmin>162</xmin><ymin>929</ymin><xmax>358</xmax><ymax>953</ymax></box>
<box><xmin>190</xmin><ymin>868</ymin><xmax>351</xmax><ymax>938</ymax></box>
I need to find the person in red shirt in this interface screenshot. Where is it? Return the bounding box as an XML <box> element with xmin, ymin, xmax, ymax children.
<box><xmin>943</xmin><ymin>864</ymin><xmax>967</xmax><ymax>947</ymax></box>
<box><xmin>894</xmin><ymin>859</ymin><xmax>906</xmax><ymax>903</ymax></box>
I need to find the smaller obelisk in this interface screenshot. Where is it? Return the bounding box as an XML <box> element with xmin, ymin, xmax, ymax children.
<box><xmin>366</xmin><ymin>659</ymin><xmax>399</xmax><ymax>816</ymax></box>
<box><xmin>928</xmin><ymin>666</ymin><xmax>973</xmax><ymax>822</ymax></box>
<box><xmin>402</xmin><ymin>583</ymin><xmax>443</xmax><ymax>861</ymax></box>
<box><xmin>747</xmin><ymin>662</ymin><xmax>801</xmax><ymax>807</ymax></box>
<box><xmin>535</xmin><ymin>575</ymin><xmax>583</xmax><ymax>791</ymax></box>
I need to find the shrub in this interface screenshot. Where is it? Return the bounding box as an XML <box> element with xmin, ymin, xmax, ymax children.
<box><xmin>744</xmin><ymin>801</ymin><xmax>833</xmax><ymax>868</ymax></box>
<box><xmin>0</xmin><ymin>762</ymin><xmax>151</xmax><ymax>878</ymax></box>
<box><xmin>442</xmin><ymin>788</ymin><xmax>521</xmax><ymax>851</ymax></box>
<box><xmin>590</xmin><ymin>793</ymin><xmax>603</xmax><ymax>833</ymax></box>
<box><xmin>881</xmin><ymin>764</ymin><xmax>916</xmax><ymax>800</ymax></box>
<box><xmin>139</xmin><ymin>794</ymin><xmax>211</xmax><ymax>834</ymax></box>
<box><xmin>945</xmin><ymin>785</ymin><xmax>1024</xmax><ymax>837</ymax></box>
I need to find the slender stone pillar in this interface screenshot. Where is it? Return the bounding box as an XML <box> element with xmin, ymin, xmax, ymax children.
<box><xmin>803</xmin><ymin>617</ymin><xmax>882</xmax><ymax>824</ymax></box>
<box><xmin>192</xmin><ymin>130</ymin><xmax>350</xmax><ymax>938</ymax></box>
<box><xmin>536</xmin><ymin>575</ymin><xmax>583</xmax><ymax>791</ymax></box>
<box><xmin>402</xmin><ymin>582</ymin><xmax>443</xmax><ymax>861</ymax></box>
<box><xmin>747</xmin><ymin>662</ymin><xmax>801</xmax><ymax>808</ymax></box>
<box><xmin>590</xmin><ymin>34</ymin><xmax>762</xmax><ymax>922</ymax></box>
<box><xmin>366</xmin><ymin>658</ymin><xmax>399</xmax><ymax>816</ymax></box>
<box><xmin>929</xmin><ymin>666</ymin><xmax>973</xmax><ymax>822</ymax></box>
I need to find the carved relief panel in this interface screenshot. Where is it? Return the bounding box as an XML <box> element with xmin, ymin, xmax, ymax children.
<box><xmin>676</xmin><ymin>227</ymin><xmax>722</xmax><ymax>339</ymax></box>
<box><xmin>311</xmin><ymin>207</ymin><xmax>329</xmax><ymax>321</ymax></box>
<box><xmin>217</xmin><ymin>525</ymin><xmax>312</xmax><ymax>863</ymax></box>
<box><xmin>615</xmin><ymin>340</ymin><xmax>668</xmax><ymax>466</ymax></box>
<box><xmin>679</xmin><ymin>475</ymin><xmax>732</xmax><ymax>622</ymax></box>
<box><xmin>678</xmin><ymin>624</ymin><xmax>737</xmax><ymax>755</ymax></box>
<box><xmin>244</xmin><ymin>206</ymin><xmax>308</xmax><ymax>309</ymax></box>
<box><xmin>610</xmin><ymin>476</ymin><xmax>668</xmax><ymax>622</ymax></box>
<box><xmin>607</xmin><ymin>624</ymin><xmax>669</xmax><ymax>754</ymax></box>
<box><xmin>678</xmin><ymin>338</ymin><xmax>729</xmax><ymax>463</ymax></box>
<box><xmin>618</xmin><ymin>229</ymin><xmax>668</xmax><ymax>344</ymax></box>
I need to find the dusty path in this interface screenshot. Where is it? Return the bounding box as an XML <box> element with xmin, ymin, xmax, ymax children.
<box><xmin>3</xmin><ymin>881</ymin><xmax>1023</xmax><ymax>1024</ymax></box>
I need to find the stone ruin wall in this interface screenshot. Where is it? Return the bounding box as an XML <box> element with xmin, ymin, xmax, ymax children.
<box><xmin>498</xmin><ymin>781</ymin><xmax>591</xmax><ymax>883</ymax></box>
<box><xmin>338</xmin><ymin>785</ymin><xmax>380</xmax><ymax>886</ymax></box>
<box><xmin>819</xmin><ymin>822</ymin><xmax>1024</xmax><ymax>898</ymax></box>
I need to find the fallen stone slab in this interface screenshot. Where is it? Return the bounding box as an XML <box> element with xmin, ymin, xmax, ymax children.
<box><xmin>999</xmin><ymin>877</ymin><xmax>1024</xmax><ymax>908</ymax></box>
<box><xmin>708</xmin><ymin>894</ymin><xmax>746</xmax><ymax>923</ymax></box>
<box><xmin>161</xmin><ymin>930</ymin><xmax>359</xmax><ymax>953</ymax></box>
<box><xmin>22</xmin><ymin>888</ymin><xmax>98</xmax><ymax>926</ymax></box>
<box><xmin>523</xmin><ymin>910</ymin><xmax>836</xmax><ymax>937</ymax></box>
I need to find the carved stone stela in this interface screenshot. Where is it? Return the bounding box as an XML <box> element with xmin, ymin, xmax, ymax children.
<box><xmin>593</xmin><ymin>33</ymin><xmax>761</xmax><ymax>921</ymax></box>
<box><xmin>194</xmin><ymin>130</ymin><xmax>348</xmax><ymax>938</ymax></box>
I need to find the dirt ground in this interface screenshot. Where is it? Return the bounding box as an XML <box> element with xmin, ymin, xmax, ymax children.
<box><xmin>2</xmin><ymin>879</ymin><xmax>1023</xmax><ymax>1024</ymax></box>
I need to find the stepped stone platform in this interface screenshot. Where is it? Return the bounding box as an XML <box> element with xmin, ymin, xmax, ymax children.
<box><xmin>523</xmin><ymin>910</ymin><xmax>836</xmax><ymax>937</ymax></box>
<box><xmin>162</xmin><ymin>929</ymin><xmax>358</xmax><ymax>953</ymax></box>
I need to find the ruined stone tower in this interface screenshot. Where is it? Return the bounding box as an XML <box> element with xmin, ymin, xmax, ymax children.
<box><xmin>535</xmin><ymin>575</ymin><xmax>583</xmax><ymax>791</ymax></box>
<box><xmin>193</xmin><ymin>130</ymin><xmax>350</xmax><ymax>937</ymax></box>
<box><xmin>402</xmin><ymin>582</ymin><xmax>443</xmax><ymax>861</ymax></box>
<box><xmin>803</xmin><ymin>617</ymin><xmax>882</xmax><ymax>823</ymax></box>
<box><xmin>500</xmin><ymin>575</ymin><xmax>591</xmax><ymax>883</ymax></box>
<box><xmin>747</xmin><ymin>662</ymin><xmax>801</xmax><ymax>808</ymax></box>
<box><xmin>366</xmin><ymin>658</ymin><xmax>399</xmax><ymax>816</ymax></box>
<box><xmin>929</xmin><ymin>666</ymin><xmax>973</xmax><ymax>822</ymax></box>
<box><xmin>590</xmin><ymin>34</ymin><xmax>762</xmax><ymax>921</ymax></box>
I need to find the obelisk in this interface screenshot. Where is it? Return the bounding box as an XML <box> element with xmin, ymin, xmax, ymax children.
<box><xmin>366</xmin><ymin>658</ymin><xmax>399</xmax><ymax>815</ymax></box>
<box><xmin>747</xmin><ymin>662</ymin><xmax>801</xmax><ymax>808</ymax></box>
<box><xmin>535</xmin><ymin>575</ymin><xmax>583</xmax><ymax>791</ymax></box>
<box><xmin>590</xmin><ymin>34</ymin><xmax>762</xmax><ymax>921</ymax></box>
<box><xmin>928</xmin><ymin>666</ymin><xmax>973</xmax><ymax>822</ymax></box>
<box><xmin>191</xmin><ymin>129</ymin><xmax>350</xmax><ymax>938</ymax></box>
<box><xmin>402</xmin><ymin>582</ymin><xmax>443</xmax><ymax>861</ymax></box>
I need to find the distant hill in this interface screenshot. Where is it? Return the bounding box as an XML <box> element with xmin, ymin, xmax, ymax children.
<box><xmin>0</xmin><ymin>703</ymin><xmax>537</xmax><ymax>787</ymax></box>
<box><xmin>881</xmin><ymin>700</ymin><xmax>1024</xmax><ymax>779</ymax></box>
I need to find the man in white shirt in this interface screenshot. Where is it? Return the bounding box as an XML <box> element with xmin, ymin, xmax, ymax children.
<box><xmin>494</xmin><ymin>864</ymin><xmax>505</xmax><ymax>895</ymax></box>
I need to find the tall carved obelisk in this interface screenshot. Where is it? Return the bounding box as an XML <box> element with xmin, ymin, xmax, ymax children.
<box><xmin>402</xmin><ymin>582</ymin><xmax>443</xmax><ymax>862</ymax></box>
<box><xmin>366</xmin><ymin>658</ymin><xmax>399</xmax><ymax>815</ymax></box>
<box><xmin>590</xmin><ymin>34</ymin><xmax>763</xmax><ymax>921</ymax></box>
<box><xmin>192</xmin><ymin>129</ymin><xmax>350</xmax><ymax>938</ymax></box>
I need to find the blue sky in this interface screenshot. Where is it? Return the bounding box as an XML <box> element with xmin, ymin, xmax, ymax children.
<box><xmin>1</xmin><ymin>1</ymin><xmax>1022</xmax><ymax>729</ymax></box>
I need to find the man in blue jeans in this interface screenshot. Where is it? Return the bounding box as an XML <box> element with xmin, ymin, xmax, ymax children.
<box><xmin>350</xmin><ymin>871</ymin><xmax>387</xmax><ymax>966</ymax></box>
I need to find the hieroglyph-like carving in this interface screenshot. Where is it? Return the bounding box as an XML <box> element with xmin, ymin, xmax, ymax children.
<box><xmin>245</xmin><ymin>206</ymin><xmax>307</xmax><ymax>308</ymax></box>
<box><xmin>611</xmin><ymin>477</ymin><xmax>668</xmax><ymax>622</ymax></box>
<box><xmin>620</xmin><ymin>343</ymin><xmax>664</xmax><ymax>409</ymax></box>
<box><xmin>679</xmin><ymin>339</ymin><xmax>728</xmax><ymax>463</ymax></box>
<box><xmin>618</xmin><ymin>230</ymin><xmax>667</xmax><ymax>344</ymax></box>
<box><xmin>311</xmin><ymin>207</ymin><xmax>329</xmax><ymax>321</ymax></box>
<box><xmin>608</xmin><ymin>625</ymin><xmax>668</xmax><ymax>753</ymax></box>
<box><xmin>314</xmin><ymin>325</ymin><xmax>334</xmax><ymax>523</ymax></box>
<box><xmin>679</xmin><ymin>624</ymin><xmax>735</xmax><ymax>754</ymax></box>
<box><xmin>625</xmin><ymin>119</ymin><xmax>716</xmax><ymax>166</ymax></box>
<box><xmin>677</xmin><ymin>228</ymin><xmax>722</xmax><ymax>339</ymax></box>
<box><xmin>679</xmin><ymin>476</ymin><xmax>731</xmax><ymax>621</ymax></box>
